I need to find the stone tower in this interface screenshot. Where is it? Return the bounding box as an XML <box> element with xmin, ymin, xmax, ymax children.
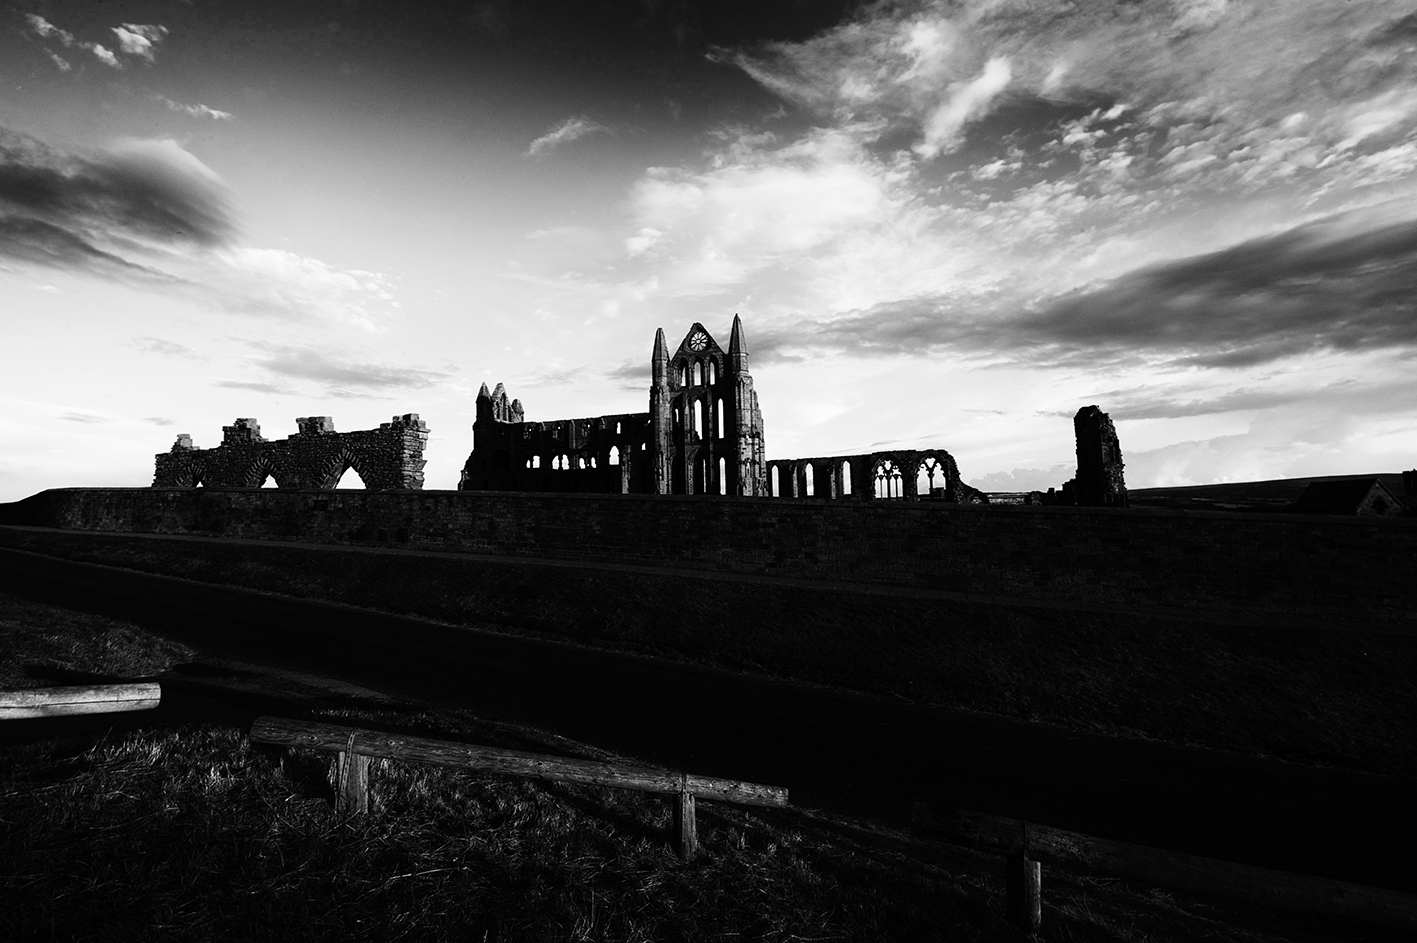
<box><xmin>649</xmin><ymin>315</ymin><xmax>767</xmax><ymax>496</ymax></box>
<box><xmin>1072</xmin><ymin>405</ymin><xmax>1128</xmax><ymax>507</ymax></box>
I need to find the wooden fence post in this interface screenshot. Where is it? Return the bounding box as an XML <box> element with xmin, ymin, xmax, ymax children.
<box><xmin>1007</xmin><ymin>819</ymin><xmax>1041</xmax><ymax>931</ymax></box>
<box><xmin>335</xmin><ymin>731</ymin><xmax>369</xmax><ymax>814</ymax></box>
<box><xmin>673</xmin><ymin>773</ymin><xmax>697</xmax><ymax>861</ymax></box>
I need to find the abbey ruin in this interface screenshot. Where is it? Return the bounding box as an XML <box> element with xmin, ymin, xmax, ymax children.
<box><xmin>152</xmin><ymin>414</ymin><xmax>428</xmax><ymax>490</ymax></box>
<box><xmin>150</xmin><ymin>315</ymin><xmax>1127</xmax><ymax>506</ymax></box>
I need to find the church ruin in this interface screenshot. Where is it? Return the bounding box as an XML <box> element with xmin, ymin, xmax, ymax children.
<box><xmin>459</xmin><ymin>316</ymin><xmax>767</xmax><ymax>496</ymax></box>
<box><xmin>152</xmin><ymin>414</ymin><xmax>429</xmax><ymax>490</ymax></box>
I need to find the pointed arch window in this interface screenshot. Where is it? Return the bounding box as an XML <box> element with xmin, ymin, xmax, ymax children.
<box><xmin>716</xmin><ymin>398</ymin><xmax>724</xmax><ymax>438</ymax></box>
<box><xmin>694</xmin><ymin>399</ymin><xmax>704</xmax><ymax>439</ymax></box>
<box><xmin>719</xmin><ymin>457</ymin><xmax>727</xmax><ymax>495</ymax></box>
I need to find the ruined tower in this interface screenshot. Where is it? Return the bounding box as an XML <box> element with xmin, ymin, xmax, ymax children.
<box><xmin>1071</xmin><ymin>405</ymin><xmax>1128</xmax><ymax>507</ymax></box>
<box><xmin>649</xmin><ymin>315</ymin><xmax>767</xmax><ymax>496</ymax></box>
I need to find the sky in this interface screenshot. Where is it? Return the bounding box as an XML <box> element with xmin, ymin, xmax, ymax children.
<box><xmin>2</xmin><ymin>0</ymin><xmax>1415</xmax><ymax>501</ymax></box>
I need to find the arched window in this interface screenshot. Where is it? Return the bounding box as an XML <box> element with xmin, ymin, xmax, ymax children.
<box><xmin>708</xmin><ymin>360</ymin><xmax>717</xmax><ymax>384</ymax></box>
<box><xmin>695</xmin><ymin>453</ymin><xmax>708</xmax><ymax>494</ymax></box>
<box><xmin>874</xmin><ymin>460</ymin><xmax>903</xmax><ymax>499</ymax></box>
<box><xmin>560</xmin><ymin>454</ymin><xmax>570</xmax><ymax>470</ymax></box>
<box><xmin>692</xmin><ymin>361</ymin><xmax>702</xmax><ymax>385</ymax></box>
<box><xmin>609</xmin><ymin>445</ymin><xmax>620</xmax><ymax>466</ymax></box>
<box><xmin>771</xmin><ymin>466</ymin><xmax>780</xmax><ymax>497</ymax></box>
<box><xmin>532</xmin><ymin>455</ymin><xmax>541</xmax><ymax>469</ymax></box>
<box><xmin>678</xmin><ymin>362</ymin><xmax>687</xmax><ymax>386</ymax></box>
<box><xmin>916</xmin><ymin>457</ymin><xmax>944</xmax><ymax>498</ymax></box>
<box><xmin>803</xmin><ymin>463</ymin><xmax>815</xmax><ymax>497</ymax></box>
<box><xmin>719</xmin><ymin>457</ymin><xmax>727</xmax><ymax>495</ymax></box>
<box><xmin>333</xmin><ymin>466</ymin><xmax>364</xmax><ymax>489</ymax></box>
<box><xmin>840</xmin><ymin>461</ymin><xmax>852</xmax><ymax>496</ymax></box>
<box><xmin>694</xmin><ymin>399</ymin><xmax>703</xmax><ymax>439</ymax></box>
<box><xmin>716</xmin><ymin>398</ymin><xmax>724</xmax><ymax>438</ymax></box>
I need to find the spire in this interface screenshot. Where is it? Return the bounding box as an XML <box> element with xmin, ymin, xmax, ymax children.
<box><xmin>651</xmin><ymin>327</ymin><xmax>669</xmax><ymax>384</ymax></box>
<box><xmin>728</xmin><ymin>313</ymin><xmax>749</xmax><ymax>373</ymax></box>
<box><xmin>477</xmin><ymin>382</ymin><xmax>491</xmax><ymax>401</ymax></box>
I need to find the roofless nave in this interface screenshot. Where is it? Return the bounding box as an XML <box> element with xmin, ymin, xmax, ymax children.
<box><xmin>153</xmin><ymin>316</ymin><xmax>1128</xmax><ymax>507</ymax></box>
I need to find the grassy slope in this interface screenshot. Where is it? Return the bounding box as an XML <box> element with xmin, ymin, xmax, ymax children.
<box><xmin>2</xmin><ymin>527</ymin><xmax>1414</xmax><ymax>779</ymax></box>
<box><xmin>3</xmin><ymin>592</ymin><xmax>1409</xmax><ymax>942</ymax></box>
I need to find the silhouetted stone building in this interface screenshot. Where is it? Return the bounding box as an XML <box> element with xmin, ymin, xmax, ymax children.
<box><xmin>152</xmin><ymin>415</ymin><xmax>429</xmax><ymax>489</ymax></box>
<box><xmin>459</xmin><ymin>316</ymin><xmax>767</xmax><ymax>495</ymax></box>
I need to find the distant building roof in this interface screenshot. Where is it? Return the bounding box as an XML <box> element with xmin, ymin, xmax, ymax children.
<box><xmin>1293</xmin><ymin>478</ymin><xmax>1404</xmax><ymax>516</ymax></box>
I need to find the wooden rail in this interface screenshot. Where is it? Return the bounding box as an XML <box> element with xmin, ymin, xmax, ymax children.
<box><xmin>913</xmin><ymin>802</ymin><xmax>1417</xmax><ymax>931</ymax></box>
<box><xmin>0</xmin><ymin>683</ymin><xmax>161</xmax><ymax>719</ymax></box>
<box><xmin>251</xmin><ymin>715</ymin><xmax>788</xmax><ymax>859</ymax></box>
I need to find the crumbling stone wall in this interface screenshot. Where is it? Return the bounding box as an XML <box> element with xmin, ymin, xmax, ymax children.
<box><xmin>153</xmin><ymin>414</ymin><xmax>429</xmax><ymax>490</ymax></box>
<box><xmin>1060</xmin><ymin>405</ymin><xmax>1128</xmax><ymax>508</ymax></box>
<box><xmin>764</xmin><ymin>449</ymin><xmax>984</xmax><ymax>502</ymax></box>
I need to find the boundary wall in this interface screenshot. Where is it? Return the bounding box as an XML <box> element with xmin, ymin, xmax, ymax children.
<box><xmin>2</xmin><ymin>488</ymin><xmax>1414</xmax><ymax>622</ymax></box>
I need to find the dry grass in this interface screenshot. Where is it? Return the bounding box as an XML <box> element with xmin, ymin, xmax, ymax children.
<box><xmin>3</xmin><ymin>528</ymin><xmax>1413</xmax><ymax>776</ymax></box>
<box><xmin>0</xmin><ymin>590</ymin><xmax>1409</xmax><ymax>942</ymax></box>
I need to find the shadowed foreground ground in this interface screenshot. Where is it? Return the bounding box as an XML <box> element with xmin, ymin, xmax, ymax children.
<box><xmin>0</xmin><ymin>535</ymin><xmax>1413</xmax><ymax>901</ymax></box>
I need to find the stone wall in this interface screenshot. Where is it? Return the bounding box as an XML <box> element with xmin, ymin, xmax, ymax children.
<box><xmin>764</xmin><ymin>449</ymin><xmax>981</xmax><ymax>502</ymax></box>
<box><xmin>153</xmin><ymin>415</ymin><xmax>429</xmax><ymax>490</ymax></box>
<box><xmin>3</xmin><ymin>487</ymin><xmax>1414</xmax><ymax>623</ymax></box>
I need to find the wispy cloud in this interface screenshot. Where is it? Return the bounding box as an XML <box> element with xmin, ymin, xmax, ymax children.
<box><xmin>135</xmin><ymin>337</ymin><xmax>196</xmax><ymax>357</ymax></box>
<box><xmin>241</xmin><ymin>343</ymin><xmax>454</xmax><ymax>397</ymax></box>
<box><xmin>0</xmin><ymin>126</ymin><xmax>400</xmax><ymax>327</ymax></box>
<box><xmin>527</xmin><ymin>116</ymin><xmax>608</xmax><ymax>157</ymax></box>
<box><xmin>46</xmin><ymin>51</ymin><xmax>71</xmax><ymax>73</ymax></box>
<box><xmin>60</xmin><ymin>411</ymin><xmax>108</xmax><ymax>424</ymax></box>
<box><xmin>144</xmin><ymin>417</ymin><xmax>177</xmax><ymax>426</ymax></box>
<box><xmin>159</xmin><ymin>97</ymin><xmax>233</xmax><ymax>121</ymax></box>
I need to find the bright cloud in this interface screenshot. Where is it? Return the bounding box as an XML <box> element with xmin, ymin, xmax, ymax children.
<box><xmin>111</xmin><ymin>24</ymin><xmax>168</xmax><ymax>62</ymax></box>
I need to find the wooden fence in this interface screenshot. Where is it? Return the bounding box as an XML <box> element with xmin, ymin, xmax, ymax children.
<box><xmin>913</xmin><ymin>802</ymin><xmax>1417</xmax><ymax>932</ymax></box>
<box><xmin>0</xmin><ymin>683</ymin><xmax>161</xmax><ymax>719</ymax></box>
<box><xmin>250</xmin><ymin>715</ymin><xmax>789</xmax><ymax>860</ymax></box>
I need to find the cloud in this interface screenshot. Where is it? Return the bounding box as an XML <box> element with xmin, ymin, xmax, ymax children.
<box><xmin>47</xmin><ymin>51</ymin><xmax>71</xmax><ymax>73</ymax></box>
<box><xmin>61</xmin><ymin>412</ymin><xmax>108</xmax><ymax>424</ymax></box>
<box><xmin>24</xmin><ymin>15</ymin><xmax>73</xmax><ymax>46</ymax></box>
<box><xmin>159</xmin><ymin>98</ymin><xmax>233</xmax><ymax>121</ymax></box>
<box><xmin>0</xmin><ymin>216</ymin><xmax>178</xmax><ymax>283</ymax></box>
<box><xmin>86</xmin><ymin>43</ymin><xmax>121</xmax><ymax>69</ymax></box>
<box><xmin>135</xmin><ymin>337</ymin><xmax>195</xmax><ymax>357</ymax></box>
<box><xmin>0</xmin><ymin>126</ymin><xmax>399</xmax><ymax>327</ymax></box>
<box><xmin>111</xmin><ymin>24</ymin><xmax>168</xmax><ymax>62</ymax></box>
<box><xmin>215</xmin><ymin>379</ymin><xmax>294</xmax><ymax>395</ymax></box>
<box><xmin>968</xmin><ymin>465</ymin><xmax>1072</xmax><ymax>493</ymax></box>
<box><xmin>0</xmin><ymin>128</ymin><xmax>235</xmax><ymax>256</ymax></box>
<box><xmin>144</xmin><ymin>417</ymin><xmax>177</xmax><ymax>426</ymax></box>
<box><xmin>1012</xmin><ymin>205</ymin><xmax>1417</xmax><ymax>368</ymax></box>
<box><xmin>916</xmin><ymin>56</ymin><xmax>1012</xmax><ymax>159</ymax></box>
<box><xmin>242</xmin><ymin>344</ymin><xmax>454</xmax><ymax>396</ymax></box>
<box><xmin>731</xmin><ymin>201</ymin><xmax>1417</xmax><ymax>371</ymax></box>
<box><xmin>527</xmin><ymin>117</ymin><xmax>608</xmax><ymax>157</ymax></box>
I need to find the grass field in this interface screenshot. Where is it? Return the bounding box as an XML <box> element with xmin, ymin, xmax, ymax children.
<box><xmin>2</xmin><ymin>527</ymin><xmax>1414</xmax><ymax>778</ymax></box>
<box><xmin>2</xmin><ymin>589</ymin><xmax>1409</xmax><ymax>942</ymax></box>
